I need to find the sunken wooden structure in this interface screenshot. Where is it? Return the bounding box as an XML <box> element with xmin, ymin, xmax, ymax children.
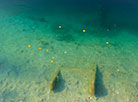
<box><xmin>88</xmin><ymin>64</ymin><xmax>97</xmax><ymax>95</ymax></box>
<box><xmin>49</xmin><ymin>69</ymin><xmax>60</xmax><ymax>91</ymax></box>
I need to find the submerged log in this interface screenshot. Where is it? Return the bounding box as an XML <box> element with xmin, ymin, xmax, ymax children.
<box><xmin>49</xmin><ymin>69</ymin><xmax>60</xmax><ymax>91</ymax></box>
<box><xmin>88</xmin><ymin>64</ymin><xmax>97</xmax><ymax>95</ymax></box>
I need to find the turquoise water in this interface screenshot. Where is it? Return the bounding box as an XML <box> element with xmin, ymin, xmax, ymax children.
<box><xmin>0</xmin><ymin>0</ymin><xmax>138</xmax><ymax>102</ymax></box>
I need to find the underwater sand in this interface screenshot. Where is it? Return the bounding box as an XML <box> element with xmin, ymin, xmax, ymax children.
<box><xmin>0</xmin><ymin>8</ymin><xmax>138</xmax><ymax>102</ymax></box>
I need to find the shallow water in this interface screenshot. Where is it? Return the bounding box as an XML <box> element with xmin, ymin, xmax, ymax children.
<box><xmin>0</xmin><ymin>0</ymin><xmax>138</xmax><ymax>102</ymax></box>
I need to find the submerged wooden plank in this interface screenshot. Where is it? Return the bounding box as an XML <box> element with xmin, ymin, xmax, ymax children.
<box><xmin>88</xmin><ymin>64</ymin><xmax>97</xmax><ymax>95</ymax></box>
<box><xmin>49</xmin><ymin>69</ymin><xmax>60</xmax><ymax>91</ymax></box>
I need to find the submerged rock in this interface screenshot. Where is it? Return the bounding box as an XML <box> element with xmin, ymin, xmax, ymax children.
<box><xmin>39</xmin><ymin>40</ymin><xmax>49</xmax><ymax>45</ymax></box>
<box><xmin>56</xmin><ymin>34</ymin><xmax>74</xmax><ymax>42</ymax></box>
<box><xmin>39</xmin><ymin>40</ymin><xmax>49</xmax><ymax>48</ymax></box>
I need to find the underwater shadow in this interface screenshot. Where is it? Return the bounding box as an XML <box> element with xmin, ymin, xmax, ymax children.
<box><xmin>95</xmin><ymin>66</ymin><xmax>108</xmax><ymax>97</ymax></box>
<box><xmin>53</xmin><ymin>71</ymin><xmax>65</xmax><ymax>93</ymax></box>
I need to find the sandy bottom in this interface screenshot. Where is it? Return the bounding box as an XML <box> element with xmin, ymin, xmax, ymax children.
<box><xmin>0</xmin><ymin>11</ymin><xmax>138</xmax><ymax>102</ymax></box>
